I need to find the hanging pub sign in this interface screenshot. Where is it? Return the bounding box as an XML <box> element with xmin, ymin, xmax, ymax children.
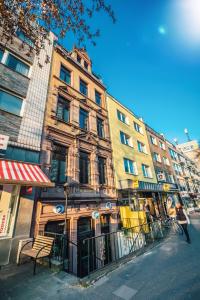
<box><xmin>53</xmin><ymin>204</ymin><xmax>65</xmax><ymax>214</ymax></box>
<box><xmin>0</xmin><ymin>134</ymin><xmax>9</xmax><ymax>156</ymax></box>
<box><xmin>92</xmin><ymin>211</ymin><xmax>100</xmax><ymax>220</ymax></box>
<box><xmin>163</xmin><ymin>184</ymin><xmax>170</xmax><ymax>192</ymax></box>
<box><xmin>131</xmin><ymin>180</ymin><xmax>139</xmax><ymax>189</ymax></box>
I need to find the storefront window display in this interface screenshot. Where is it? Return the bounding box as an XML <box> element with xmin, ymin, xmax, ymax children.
<box><xmin>0</xmin><ymin>185</ymin><xmax>20</xmax><ymax>238</ymax></box>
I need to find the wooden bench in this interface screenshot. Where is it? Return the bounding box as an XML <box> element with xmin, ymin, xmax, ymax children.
<box><xmin>18</xmin><ymin>235</ymin><xmax>54</xmax><ymax>275</ymax></box>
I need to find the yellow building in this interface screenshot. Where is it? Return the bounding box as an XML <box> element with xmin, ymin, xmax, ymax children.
<box><xmin>107</xmin><ymin>94</ymin><xmax>163</xmax><ymax>217</ymax></box>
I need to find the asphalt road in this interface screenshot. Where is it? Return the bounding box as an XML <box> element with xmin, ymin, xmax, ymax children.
<box><xmin>1</xmin><ymin>214</ymin><xmax>200</xmax><ymax>300</ymax></box>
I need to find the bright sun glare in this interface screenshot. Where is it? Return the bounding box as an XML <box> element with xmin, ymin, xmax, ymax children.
<box><xmin>174</xmin><ymin>0</ymin><xmax>200</xmax><ymax>45</ymax></box>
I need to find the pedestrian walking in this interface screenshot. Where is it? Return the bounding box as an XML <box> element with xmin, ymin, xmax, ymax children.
<box><xmin>175</xmin><ymin>203</ymin><xmax>191</xmax><ymax>244</ymax></box>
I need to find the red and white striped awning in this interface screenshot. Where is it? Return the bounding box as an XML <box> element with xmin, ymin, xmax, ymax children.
<box><xmin>0</xmin><ymin>160</ymin><xmax>54</xmax><ymax>187</ymax></box>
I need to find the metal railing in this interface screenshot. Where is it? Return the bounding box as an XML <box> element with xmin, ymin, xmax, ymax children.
<box><xmin>40</xmin><ymin>220</ymin><xmax>169</xmax><ymax>278</ymax></box>
<box><xmin>77</xmin><ymin>220</ymin><xmax>169</xmax><ymax>278</ymax></box>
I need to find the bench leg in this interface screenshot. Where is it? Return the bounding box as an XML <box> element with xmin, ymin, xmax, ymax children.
<box><xmin>33</xmin><ymin>259</ymin><xmax>37</xmax><ymax>275</ymax></box>
<box><xmin>18</xmin><ymin>253</ymin><xmax>21</xmax><ymax>266</ymax></box>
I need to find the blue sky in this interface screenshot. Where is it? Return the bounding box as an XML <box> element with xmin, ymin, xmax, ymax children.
<box><xmin>62</xmin><ymin>0</ymin><xmax>200</xmax><ymax>144</ymax></box>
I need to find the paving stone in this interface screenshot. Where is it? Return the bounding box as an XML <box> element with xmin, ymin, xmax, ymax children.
<box><xmin>112</xmin><ymin>285</ymin><xmax>138</xmax><ymax>300</ymax></box>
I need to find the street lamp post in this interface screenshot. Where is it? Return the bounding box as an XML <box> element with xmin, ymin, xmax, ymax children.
<box><xmin>63</xmin><ymin>181</ymin><xmax>70</xmax><ymax>270</ymax></box>
<box><xmin>63</xmin><ymin>182</ymin><xmax>69</xmax><ymax>236</ymax></box>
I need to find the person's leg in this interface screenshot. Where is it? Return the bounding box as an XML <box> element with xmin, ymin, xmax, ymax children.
<box><xmin>181</xmin><ymin>224</ymin><xmax>190</xmax><ymax>243</ymax></box>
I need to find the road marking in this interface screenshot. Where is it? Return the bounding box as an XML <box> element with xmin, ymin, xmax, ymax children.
<box><xmin>113</xmin><ymin>285</ymin><xmax>138</xmax><ymax>300</ymax></box>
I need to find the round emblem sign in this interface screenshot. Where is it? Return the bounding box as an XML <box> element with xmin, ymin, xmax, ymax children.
<box><xmin>92</xmin><ymin>211</ymin><xmax>100</xmax><ymax>220</ymax></box>
<box><xmin>53</xmin><ymin>204</ymin><xmax>65</xmax><ymax>214</ymax></box>
<box><xmin>105</xmin><ymin>202</ymin><xmax>112</xmax><ymax>210</ymax></box>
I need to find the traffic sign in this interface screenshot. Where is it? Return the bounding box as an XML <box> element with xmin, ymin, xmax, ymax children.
<box><xmin>53</xmin><ymin>204</ymin><xmax>65</xmax><ymax>214</ymax></box>
<box><xmin>105</xmin><ymin>202</ymin><xmax>112</xmax><ymax>210</ymax></box>
<box><xmin>92</xmin><ymin>211</ymin><xmax>100</xmax><ymax>220</ymax></box>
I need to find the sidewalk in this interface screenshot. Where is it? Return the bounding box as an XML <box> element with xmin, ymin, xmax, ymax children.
<box><xmin>1</xmin><ymin>215</ymin><xmax>200</xmax><ymax>300</ymax></box>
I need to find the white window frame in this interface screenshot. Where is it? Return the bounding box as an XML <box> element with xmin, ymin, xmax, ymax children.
<box><xmin>142</xmin><ymin>164</ymin><xmax>152</xmax><ymax>178</ymax></box>
<box><xmin>4</xmin><ymin>50</ymin><xmax>31</xmax><ymax>78</ymax></box>
<box><xmin>117</xmin><ymin>109</ymin><xmax>129</xmax><ymax>125</ymax></box>
<box><xmin>159</xmin><ymin>141</ymin><xmax>166</xmax><ymax>150</ymax></box>
<box><xmin>138</xmin><ymin>141</ymin><xmax>147</xmax><ymax>154</ymax></box>
<box><xmin>163</xmin><ymin>157</ymin><xmax>169</xmax><ymax>166</ymax></box>
<box><xmin>150</xmin><ymin>135</ymin><xmax>157</xmax><ymax>145</ymax></box>
<box><xmin>124</xmin><ymin>158</ymin><xmax>138</xmax><ymax>175</ymax></box>
<box><xmin>134</xmin><ymin>122</ymin><xmax>143</xmax><ymax>134</ymax></box>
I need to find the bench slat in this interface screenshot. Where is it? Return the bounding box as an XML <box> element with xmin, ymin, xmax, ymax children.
<box><xmin>21</xmin><ymin>235</ymin><xmax>54</xmax><ymax>259</ymax></box>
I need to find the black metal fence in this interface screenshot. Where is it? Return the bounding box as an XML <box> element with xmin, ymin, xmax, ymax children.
<box><xmin>77</xmin><ymin>220</ymin><xmax>168</xmax><ymax>277</ymax></box>
<box><xmin>42</xmin><ymin>220</ymin><xmax>169</xmax><ymax>278</ymax></box>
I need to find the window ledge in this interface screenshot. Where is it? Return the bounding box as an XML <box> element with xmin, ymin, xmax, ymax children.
<box><xmin>0</xmin><ymin>108</ymin><xmax>22</xmax><ymax>118</ymax></box>
<box><xmin>125</xmin><ymin>172</ymin><xmax>138</xmax><ymax>176</ymax></box>
<box><xmin>121</xmin><ymin>143</ymin><xmax>134</xmax><ymax>149</ymax></box>
<box><xmin>53</xmin><ymin>116</ymin><xmax>71</xmax><ymax>125</ymax></box>
<box><xmin>118</xmin><ymin>119</ymin><xmax>130</xmax><ymax>126</ymax></box>
<box><xmin>0</xmin><ymin>63</ymin><xmax>30</xmax><ymax>80</ymax></box>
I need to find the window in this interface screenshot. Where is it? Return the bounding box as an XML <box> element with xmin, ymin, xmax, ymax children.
<box><xmin>84</xmin><ymin>61</ymin><xmax>88</xmax><ymax>70</ymax></box>
<box><xmin>16</xmin><ymin>30</ymin><xmax>34</xmax><ymax>47</ymax></box>
<box><xmin>95</xmin><ymin>90</ymin><xmax>101</xmax><ymax>106</ymax></box>
<box><xmin>60</xmin><ymin>65</ymin><xmax>71</xmax><ymax>84</ymax></box>
<box><xmin>137</xmin><ymin>141</ymin><xmax>147</xmax><ymax>153</ymax></box>
<box><xmin>169</xmin><ymin>174</ymin><xmax>175</xmax><ymax>183</ymax></box>
<box><xmin>167</xmin><ymin>173</ymin><xmax>175</xmax><ymax>183</ymax></box>
<box><xmin>79</xmin><ymin>151</ymin><xmax>90</xmax><ymax>184</ymax></box>
<box><xmin>120</xmin><ymin>131</ymin><xmax>132</xmax><ymax>147</ymax></box>
<box><xmin>124</xmin><ymin>158</ymin><xmax>137</xmax><ymax>175</ymax></box>
<box><xmin>98</xmin><ymin>157</ymin><xmax>106</xmax><ymax>184</ymax></box>
<box><xmin>0</xmin><ymin>90</ymin><xmax>22</xmax><ymax>116</ymax></box>
<box><xmin>79</xmin><ymin>108</ymin><xmax>88</xmax><ymax>130</ymax></box>
<box><xmin>117</xmin><ymin>110</ymin><xmax>129</xmax><ymax>124</ymax></box>
<box><xmin>0</xmin><ymin>185</ymin><xmax>20</xmax><ymax>238</ymax></box>
<box><xmin>169</xmin><ymin>149</ymin><xmax>178</xmax><ymax>160</ymax></box>
<box><xmin>77</xmin><ymin>54</ymin><xmax>81</xmax><ymax>64</ymax></box>
<box><xmin>142</xmin><ymin>164</ymin><xmax>152</xmax><ymax>178</ymax></box>
<box><xmin>153</xmin><ymin>152</ymin><xmax>161</xmax><ymax>162</ymax></box>
<box><xmin>173</xmin><ymin>163</ymin><xmax>182</xmax><ymax>175</ymax></box>
<box><xmin>150</xmin><ymin>135</ymin><xmax>157</xmax><ymax>145</ymax></box>
<box><xmin>0</xmin><ymin>49</ymin><xmax>3</xmax><ymax>62</ymax></box>
<box><xmin>134</xmin><ymin>122</ymin><xmax>143</xmax><ymax>134</ymax></box>
<box><xmin>159</xmin><ymin>141</ymin><xmax>165</xmax><ymax>150</ymax></box>
<box><xmin>80</xmin><ymin>79</ymin><xmax>88</xmax><ymax>96</ymax></box>
<box><xmin>97</xmin><ymin>117</ymin><xmax>104</xmax><ymax>138</ymax></box>
<box><xmin>50</xmin><ymin>145</ymin><xmax>67</xmax><ymax>184</ymax></box>
<box><xmin>163</xmin><ymin>157</ymin><xmax>169</xmax><ymax>166</ymax></box>
<box><xmin>56</xmin><ymin>96</ymin><xmax>70</xmax><ymax>122</ymax></box>
<box><xmin>6</xmin><ymin>54</ymin><xmax>29</xmax><ymax>76</ymax></box>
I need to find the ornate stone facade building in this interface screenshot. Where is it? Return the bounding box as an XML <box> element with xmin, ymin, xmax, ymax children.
<box><xmin>36</xmin><ymin>45</ymin><xmax>117</xmax><ymax>270</ymax></box>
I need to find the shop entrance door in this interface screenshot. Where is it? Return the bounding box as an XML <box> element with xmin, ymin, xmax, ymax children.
<box><xmin>77</xmin><ymin>217</ymin><xmax>95</xmax><ymax>277</ymax></box>
<box><xmin>100</xmin><ymin>214</ymin><xmax>112</xmax><ymax>265</ymax></box>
